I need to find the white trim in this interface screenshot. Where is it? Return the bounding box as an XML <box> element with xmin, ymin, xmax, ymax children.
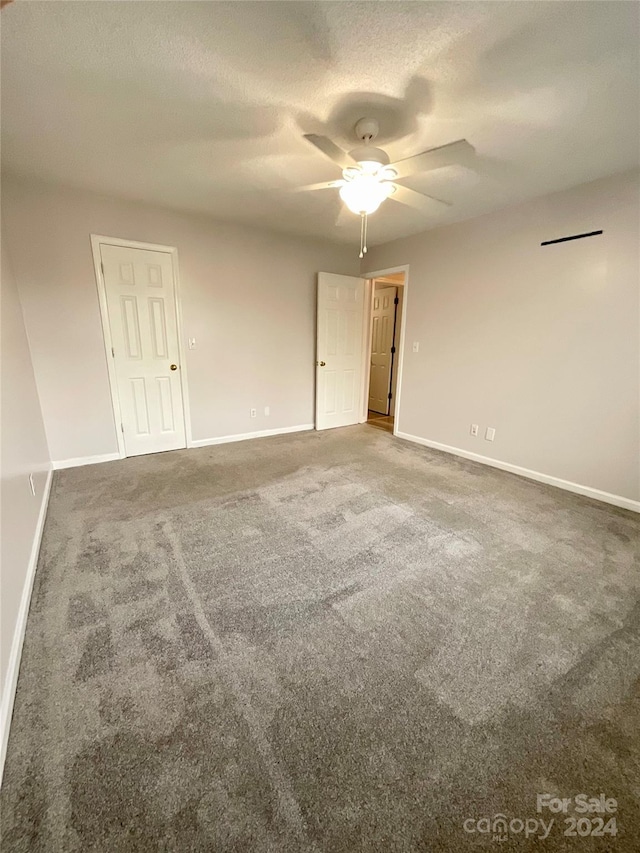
<box><xmin>359</xmin><ymin>279</ymin><xmax>374</xmax><ymax>423</ymax></box>
<box><xmin>89</xmin><ymin>235</ymin><xmax>192</xmax><ymax>458</ymax></box>
<box><xmin>172</xmin><ymin>253</ymin><xmax>194</xmax><ymax>449</ymax></box>
<box><xmin>0</xmin><ymin>468</ymin><xmax>53</xmax><ymax>786</ymax></box>
<box><xmin>91</xmin><ymin>235</ymin><xmax>180</xmax><ymax>254</ymax></box>
<box><xmin>396</xmin><ymin>431</ymin><xmax>640</xmax><ymax>513</ymax></box>
<box><xmin>360</xmin><ymin>264</ymin><xmax>410</xmax><ymax>436</ymax></box>
<box><xmin>52</xmin><ymin>452</ymin><xmax>121</xmax><ymax>470</ymax></box>
<box><xmin>190</xmin><ymin>423</ymin><xmax>315</xmax><ymax>448</ymax></box>
<box><xmin>53</xmin><ymin>426</ymin><xmax>316</xmax><ymax>465</ymax></box>
<box><xmin>90</xmin><ymin>235</ymin><xmax>125</xmax><ymax>458</ymax></box>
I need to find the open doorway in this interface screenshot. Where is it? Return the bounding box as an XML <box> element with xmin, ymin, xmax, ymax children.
<box><xmin>366</xmin><ymin>271</ymin><xmax>406</xmax><ymax>434</ymax></box>
<box><xmin>315</xmin><ymin>266</ymin><xmax>408</xmax><ymax>435</ymax></box>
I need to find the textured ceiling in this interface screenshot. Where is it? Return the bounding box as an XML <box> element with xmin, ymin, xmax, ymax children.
<box><xmin>2</xmin><ymin>1</ymin><xmax>638</xmax><ymax>246</ymax></box>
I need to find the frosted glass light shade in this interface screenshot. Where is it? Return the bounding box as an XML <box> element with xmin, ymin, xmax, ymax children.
<box><xmin>339</xmin><ymin>176</ymin><xmax>392</xmax><ymax>215</ymax></box>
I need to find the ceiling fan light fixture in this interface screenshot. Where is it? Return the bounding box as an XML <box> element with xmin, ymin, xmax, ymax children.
<box><xmin>342</xmin><ymin>166</ymin><xmax>361</xmax><ymax>181</ymax></box>
<box><xmin>339</xmin><ymin>175</ymin><xmax>392</xmax><ymax>215</ymax></box>
<box><xmin>300</xmin><ymin>124</ymin><xmax>470</xmax><ymax>254</ymax></box>
<box><xmin>357</xmin><ymin>159</ymin><xmax>384</xmax><ymax>175</ymax></box>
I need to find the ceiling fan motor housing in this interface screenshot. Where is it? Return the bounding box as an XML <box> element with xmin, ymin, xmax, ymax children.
<box><xmin>348</xmin><ymin>146</ymin><xmax>390</xmax><ymax>168</ymax></box>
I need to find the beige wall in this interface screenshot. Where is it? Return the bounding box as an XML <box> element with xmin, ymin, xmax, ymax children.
<box><xmin>1</xmin><ymin>233</ymin><xmax>51</xmax><ymax>729</ymax></box>
<box><xmin>364</xmin><ymin>170</ymin><xmax>640</xmax><ymax>502</ymax></box>
<box><xmin>2</xmin><ymin>177</ymin><xmax>358</xmax><ymax>463</ymax></box>
<box><xmin>4</xmin><ymin>171</ymin><xmax>638</xmax><ymax>501</ymax></box>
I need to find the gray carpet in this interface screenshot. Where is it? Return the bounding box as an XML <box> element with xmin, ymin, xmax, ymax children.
<box><xmin>2</xmin><ymin>425</ymin><xmax>639</xmax><ymax>852</ymax></box>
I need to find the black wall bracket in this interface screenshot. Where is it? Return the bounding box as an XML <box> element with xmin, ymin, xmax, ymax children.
<box><xmin>541</xmin><ymin>230</ymin><xmax>603</xmax><ymax>246</ymax></box>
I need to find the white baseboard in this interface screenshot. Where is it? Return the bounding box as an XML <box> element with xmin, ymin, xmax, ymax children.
<box><xmin>0</xmin><ymin>467</ymin><xmax>53</xmax><ymax>787</ymax></box>
<box><xmin>52</xmin><ymin>427</ymin><xmax>317</xmax><ymax>466</ymax></box>
<box><xmin>395</xmin><ymin>431</ymin><xmax>640</xmax><ymax>513</ymax></box>
<box><xmin>190</xmin><ymin>423</ymin><xmax>315</xmax><ymax>448</ymax></box>
<box><xmin>52</xmin><ymin>452</ymin><xmax>121</xmax><ymax>470</ymax></box>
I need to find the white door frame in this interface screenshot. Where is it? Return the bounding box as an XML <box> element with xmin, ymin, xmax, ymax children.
<box><xmin>360</xmin><ymin>264</ymin><xmax>410</xmax><ymax>436</ymax></box>
<box><xmin>90</xmin><ymin>234</ymin><xmax>192</xmax><ymax>458</ymax></box>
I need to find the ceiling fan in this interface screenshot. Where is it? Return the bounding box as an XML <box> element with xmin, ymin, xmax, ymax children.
<box><xmin>295</xmin><ymin>118</ymin><xmax>475</xmax><ymax>256</ymax></box>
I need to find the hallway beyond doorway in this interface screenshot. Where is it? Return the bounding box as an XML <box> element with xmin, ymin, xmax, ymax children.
<box><xmin>367</xmin><ymin>410</ymin><xmax>394</xmax><ymax>433</ymax></box>
<box><xmin>366</xmin><ymin>271</ymin><xmax>405</xmax><ymax>423</ymax></box>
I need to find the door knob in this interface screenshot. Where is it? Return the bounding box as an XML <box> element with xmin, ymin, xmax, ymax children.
<box><xmin>170</xmin><ymin>364</ymin><xmax>178</xmax><ymax>371</ymax></box>
<box><xmin>317</xmin><ymin>361</ymin><xmax>326</xmax><ymax>367</ymax></box>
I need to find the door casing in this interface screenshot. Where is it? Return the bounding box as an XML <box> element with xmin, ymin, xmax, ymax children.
<box><xmin>90</xmin><ymin>234</ymin><xmax>192</xmax><ymax>459</ymax></box>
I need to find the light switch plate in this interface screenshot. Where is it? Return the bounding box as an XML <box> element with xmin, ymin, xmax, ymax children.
<box><xmin>188</xmin><ymin>337</ymin><xmax>197</xmax><ymax>350</ymax></box>
<box><xmin>485</xmin><ymin>427</ymin><xmax>496</xmax><ymax>441</ymax></box>
<box><xmin>412</xmin><ymin>341</ymin><xmax>420</xmax><ymax>353</ymax></box>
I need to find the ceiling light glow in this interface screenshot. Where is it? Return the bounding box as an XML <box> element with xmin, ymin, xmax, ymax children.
<box><xmin>339</xmin><ymin>176</ymin><xmax>393</xmax><ymax>215</ymax></box>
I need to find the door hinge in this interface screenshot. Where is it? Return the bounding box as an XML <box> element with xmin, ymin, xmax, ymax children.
<box><xmin>394</xmin><ymin>296</ymin><xmax>399</xmax><ymax>305</ymax></box>
<box><xmin>391</xmin><ymin>346</ymin><xmax>396</xmax><ymax>354</ymax></box>
<box><xmin>388</xmin><ymin>392</ymin><xmax>393</xmax><ymax>400</ymax></box>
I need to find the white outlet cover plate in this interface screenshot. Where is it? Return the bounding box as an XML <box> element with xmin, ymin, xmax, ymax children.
<box><xmin>485</xmin><ymin>427</ymin><xmax>496</xmax><ymax>441</ymax></box>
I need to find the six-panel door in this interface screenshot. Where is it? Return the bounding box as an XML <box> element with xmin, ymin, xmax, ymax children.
<box><xmin>368</xmin><ymin>286</ymin><xmax>397</xmax><ymax>415</ymax></box>
<box><xmin>100</xmin><ymin>243</ymin><xmax>187</xmax><ymax>456</ymax></box>
<box><xmin>316</xmin><ymin>273</ymin><xmax>365</xmax><ymax>430</ymax></box>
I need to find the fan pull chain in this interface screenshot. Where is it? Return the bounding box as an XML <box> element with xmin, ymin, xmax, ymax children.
<box><xmin>359</xmin><ymin>213</ymin><xmax>369</xmax><ymax>259</ymax></box>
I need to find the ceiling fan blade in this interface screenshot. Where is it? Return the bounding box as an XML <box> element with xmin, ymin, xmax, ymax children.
<box><xmin>389</xmin><ymin>184</ymin><xmax>452</xmax><ymax>211</ymax></box>
<box><xmin>290</xmin><ymin>180</ymin><xmax>344</xmax><ymax>193</ymax></box>
<box><xmin>389</xmin><ymin>139</ymin><xmax>475</xmax><ymax>180</ymax></box>
<box><xmin>303</xmin><ymin>134</ymin><xmax>354</xmax><ymax>169</ymax></box>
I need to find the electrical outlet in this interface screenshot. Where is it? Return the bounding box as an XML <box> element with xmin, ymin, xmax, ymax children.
<box><xmin>250</xmin><ymin>408</ymin><xmax>257</xmax><ymax>418</ymax></box>
<box><xmin>485</xmin><ymin>427</ymin><xmax>496</xmax><ymax>441</ymax></box>
<box><xmin>29</xmin><ymin>473</ymin><xmax>36</xmax><ymax>496</ymax></box>
<box><xmin>470</xmin><ymin>424</ymin><xmax>479</xmax><ymax>437</ymax></box>
<box><xmin>264</xmin><ymin>406</ymin><xmax>270</xmax><ymax>416</ymax></box>
<box><xmin>412</xmin><ymin>341</ymin><xmax>420</xmax><ymax>353</ymax></box>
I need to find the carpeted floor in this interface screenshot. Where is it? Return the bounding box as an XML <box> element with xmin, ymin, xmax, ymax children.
<box><xmin>2</xmin><ymin>425</ymin><xmax>639</xmax><ymax>852</ymax></box>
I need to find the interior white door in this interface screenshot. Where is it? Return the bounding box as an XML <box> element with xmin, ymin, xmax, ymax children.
<box><xmin>100</xmin><ymin>243</ymin><xmax>186</xmax><ymax>457</ymax></box>
<box><xmin>316</xmin><ymin>272</ymin><xmax>365</xmax><ymax>430</ymax></box>
<box><xmin>368</xmin><ymin>286</ymin><xmax>397</xmax><ymax>414</ymax></box>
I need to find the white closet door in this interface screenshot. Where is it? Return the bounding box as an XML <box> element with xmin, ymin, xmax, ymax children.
<box><xmin>101</xmin><ymin>243</ymin><xmax>186</xmax><ymax>456</ymax></box>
